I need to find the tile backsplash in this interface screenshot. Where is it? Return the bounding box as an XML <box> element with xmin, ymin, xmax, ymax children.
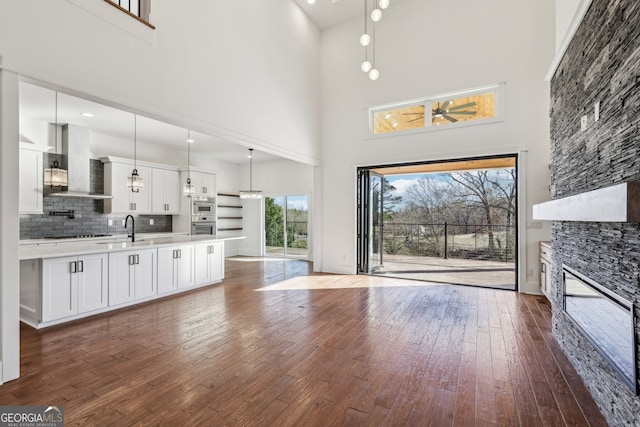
<box><xmin>20</xmin><ymin>156</ymin><xmax>172</xmax><ymax>239</ymax></box>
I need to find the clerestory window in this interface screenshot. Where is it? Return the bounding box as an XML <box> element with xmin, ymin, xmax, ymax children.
<box><xmin>370</xmin><ymin>84</ymin><xmax>503</xmax><ymax>136</ymax></box>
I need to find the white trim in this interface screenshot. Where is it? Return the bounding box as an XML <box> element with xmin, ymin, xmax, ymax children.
<box><xmin>367</xmin><ymin>83</ymin><xmax>505</xmax><ymax>139</ymax></box>
<box><xmin>545</xmin><ymin>0</ymin><xmax>595</xmax><ymax>82</ymax></box>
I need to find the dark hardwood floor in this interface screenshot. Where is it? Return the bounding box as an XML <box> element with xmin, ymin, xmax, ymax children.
<box><xmin>1</xmin><ymin>257</ymin><xmax>607</xmax><ymax>426</ymax></box>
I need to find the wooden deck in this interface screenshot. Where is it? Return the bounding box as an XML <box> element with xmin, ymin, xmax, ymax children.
<box><xmin>372</xmin><ymin>255</ymin><xmax>516</xmax><ymax>290</ymax></box>
<box><xmin>0</xmin><ymin>257</ymin><xmax>606</xmax><ymax>426</ymax></box>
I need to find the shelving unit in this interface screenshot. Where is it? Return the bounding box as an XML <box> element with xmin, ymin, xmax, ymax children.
<box><xmin>216</xmin><ymin>193</ymin><xmax>243</xmax><ymax>232</ymax></box>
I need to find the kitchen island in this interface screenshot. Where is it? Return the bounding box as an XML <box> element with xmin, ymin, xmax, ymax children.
<box><xmin>20</xmin><ymin>234</ymin><xmax>244</xmax><ymax>329</ymax></box>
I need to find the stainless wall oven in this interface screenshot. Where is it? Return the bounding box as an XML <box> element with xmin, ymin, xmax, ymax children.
<box><xmin>191</xmin><ymin>200</ymin><xmax>216</xmax><ymax>235</ymax></box>
<box><xmin>191</xmin><ymin>219</ymin><xmax>216</xmax><ymax>235</ymax></box>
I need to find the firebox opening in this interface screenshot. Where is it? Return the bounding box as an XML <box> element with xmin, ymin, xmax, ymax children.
<box><xmin>562</xmin><ymin>265</ymin><xmax>638</xmax><ymax>394</ymax></box>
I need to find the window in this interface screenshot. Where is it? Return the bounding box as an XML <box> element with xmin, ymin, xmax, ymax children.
<box><xmin>370</xmin><ymin>85</ymin><xmax>502</xmax><ymax>135</ymax></box>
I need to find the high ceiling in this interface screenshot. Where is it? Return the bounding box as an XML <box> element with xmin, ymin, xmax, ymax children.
<box><xmin>293</xmin><ymin>0</ymin><xmax>406</xmax><ymax>30</ymax></box>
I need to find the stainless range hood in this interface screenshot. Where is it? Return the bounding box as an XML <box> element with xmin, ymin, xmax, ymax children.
<box><xmin>48</xmin><ymin>124</ymin><xmax>112</xmax><ymax>199</ymax></box>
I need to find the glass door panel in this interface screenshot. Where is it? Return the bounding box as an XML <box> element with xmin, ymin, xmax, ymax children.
<box><xmin>286</xmin><ymin>195</ymin><xmax>309</xmax><ymax>259</ymax></box>
<box><xmin>265</xmin><ymin>196</ymin><xmax>285</xmax><ymax>256</ymax></box>
<box><xmin>369</xmin><ymin>172</ymin><xmax>384</xmax><ymax>271</ymax></box>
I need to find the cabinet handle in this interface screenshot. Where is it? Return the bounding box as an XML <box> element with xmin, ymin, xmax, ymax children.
<box><xmin>78</xmin><ymin>260</ymin><xmax>84</xmax><ymax>273</ymax></box>
<box><xmin>129</xmin><ymin>202</ymin><xmax>133</xmax><ymax>210</ymax></box>
<box><xmin>207</xmin><ymin>245</ymin><xmax>211</xmax><ymax>254</ymax></box>
<box><xmin>129</xmin><ymin>255</ymin><xmax>134</xmax><ymax>265</ymax></box>
<box><xmin>70</xmin><ymin>261</ymin><xmax>77</xmax><ymax>274</ymax></box>
<box><xmin>203</xmin><ymin>187</ymin><xmax>207</xmax><ymax>194</ymax></box>
<box><xmin>135</xmin><ymin>254</ymin><xmax>140</xmax><ymax>265</ymax></box>
<box><xmin>134</xmin><ymin>203</ymin><xmax>137</xmax><ymax>211</ymax></box>
<box><xmin>173</xmin><ymin>250</ymin><xmax>177</xmax><ymax>259</ymax></box>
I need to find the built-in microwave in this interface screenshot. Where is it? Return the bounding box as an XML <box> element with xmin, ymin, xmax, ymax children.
<box><xmin>192</xmin><ymin>200</ymin><xmax>215</xmax><ymax>216</ymax></box>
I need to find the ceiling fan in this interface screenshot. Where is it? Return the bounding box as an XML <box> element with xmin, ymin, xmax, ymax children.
<box><xmin>403</xmin><ymin>101</ymin><xmax>478</xmax><ymax>123</ymax></box>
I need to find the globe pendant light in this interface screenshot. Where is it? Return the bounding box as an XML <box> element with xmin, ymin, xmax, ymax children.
<box><xmin>183</xmin><ymin>130</ymin><xmax>195</xmax><ymax>197</ymax></box>
<box><xmin>44</xmin><ymin>91</ymin><xmax>68</xmax><ymax>188</ymax></box>
<box><xmin>127</xmin><ymin>114</ymin><xmax>144</xmax><ymax>192</ymax></box>
<box><xmin>239</xmin><ymin>148</ymin><xmax>262</xmax><ymax>199</ymax></box>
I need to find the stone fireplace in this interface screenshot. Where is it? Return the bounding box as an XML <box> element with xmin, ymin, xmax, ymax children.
<box><xmin>540</xmin><ymin>0</ymin><xmax>640</xmax><ymax>424</ymax></box>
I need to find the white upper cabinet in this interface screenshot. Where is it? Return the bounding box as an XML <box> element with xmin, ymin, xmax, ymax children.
<box><xmin>152</xmin><ymin>168</ymin><xmax>180</xmax><ymax>214</ymax></box>
<box><xmin>19</xmin><ymin>143</ymin><xmax>50</xmax><ymax>214</ymax></box>
<box><xmin>103</xmin><ymin>157</ymin><xmax>183</xmax><ymax>215</ymax></box>
<box><xmin>190</xmin><ymin>171</ymin><xmax>216</xmax><ymax>198</ymax></box>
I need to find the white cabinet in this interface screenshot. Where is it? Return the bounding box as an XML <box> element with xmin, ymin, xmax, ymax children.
<box><xmin>152</xmin><ymin>168</ymin><xmax>180</xmax><ymax>214</ymax></box>
<box><xmin>19</xmin><ymin>144</ymin><xmax>48</xmax><ymax>214</ymax></box>
<box><xmin>158</xmin><ymin>244</ymin><xmax>194</xmax><ymax>294</ymax></box>
<box><xmin>194</xmin><ymin>241</ymin><xmax>224</xmax><ymax>286</ymax></box>
<box><xmin>540</xmin><ymin>241</ymin><xmax>552</xmax><ymax>300</ymax></box>
<box><xmin>108</xmin><ymin>248</ymin><xmax>157</xmax><ymax>306</ymax></box>
<box><xmin>42</xmin><ymin>253</ymin><xmax>108</xmax><ymax>322</ymax></box>
<box><xmin>104</xmin><ymin>161</ymin><xmax>153</xmax><ymax>214</ymax></box>
<box><xmin>190</xmin><ymin>171</ymin><xmax>216</xmax><ymax>198</ymax></box>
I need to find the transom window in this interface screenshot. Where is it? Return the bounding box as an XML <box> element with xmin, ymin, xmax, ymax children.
<box><xmin>370</xmin><ymin>85</ymin><xmax>501</xmax><ymax>135</ymax></box>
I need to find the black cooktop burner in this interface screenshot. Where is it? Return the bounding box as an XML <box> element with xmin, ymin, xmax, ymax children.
<box><xmin>48</xmin><ymin>234</ymin><xmax>113</xmax><ymax>240</ymax></box>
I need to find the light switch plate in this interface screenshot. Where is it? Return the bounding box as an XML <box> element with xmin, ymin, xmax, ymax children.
<box><xmin>594</xmin><ymin>101</ymin><xmax>600</xmax><ymax>122</ymax></box>
<box><xmin>149</xmin><ymin>219</ymin><xmax>154</xmax><ymax>225</ymax></box>
<box><xmin>108</xmin><ymin>219</ymin><xmax>113</xmax><ymax>227</ymax></box>
<box><xmin>581</xmin><ymin>115</ymin><xmax>588</xmax><ymax>131</ymax></box>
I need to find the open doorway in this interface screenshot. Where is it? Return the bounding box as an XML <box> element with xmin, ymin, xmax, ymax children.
<box><xmin>357</xmin><ymin>155</ymin><xmax>517</xmax><ymax>290</ymax></box>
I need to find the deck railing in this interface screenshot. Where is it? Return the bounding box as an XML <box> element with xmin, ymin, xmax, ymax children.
<box><xmin>378</xmin><ymin>222</ymin><xmax>516</xmax><ymax>262</ymax></box>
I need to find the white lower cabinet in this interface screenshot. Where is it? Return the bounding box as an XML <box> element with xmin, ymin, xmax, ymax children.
<box><xmin>42</xmin><ymin>253</ymin><xmax>108</xmax><ymax>322</ymax></box>
<box><xmin>158</xmin><ymin>244</ymin><xmax>194</xmax><ymax>294</ymax></box>
<box><xmin>21</xmin><ymin>239</ymin><xmax>226</xmax><ymax>328</ymax></box>
<box><xmin>108</xmin><ymin>248</ymin><xmax>157</xmax><ymax>306</ymax></box>
<box><xmin>194</xmin><ymin>241</ymin><xmax>224</xmax><ymax>286</ymax></box>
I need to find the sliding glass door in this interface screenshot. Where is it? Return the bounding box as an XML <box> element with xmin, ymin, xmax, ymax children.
<box><xmin>265</xmin><ymin>195</ymin><xmax>309</xmax><ymax>259</ymax></box>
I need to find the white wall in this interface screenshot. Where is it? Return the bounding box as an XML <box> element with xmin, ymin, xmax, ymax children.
<box><xmin>0</xmin><ymin>0</ymin><xmax>321</xmax><ymax>165</ymax></box>
<box><xmin>238</xmin><ymin>158</ymin><xmax>314</xmax><ymax>257</ymax></box>
<box><xmin>318</xmin><ymin>0</ymin><xmax>555</xmax><ymax>293</ymax></box>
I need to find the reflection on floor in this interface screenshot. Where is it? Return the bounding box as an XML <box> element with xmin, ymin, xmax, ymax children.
<box><xmin>371</xmin><ymin>255</ymin><xmax>516</xmax><ymax>290</ymax></box>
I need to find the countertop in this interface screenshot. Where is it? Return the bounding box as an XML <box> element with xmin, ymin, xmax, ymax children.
<box><xmin>20</xmin><ymin>234</ymin><xmax>245</xmax><ymax>260</ymax></box>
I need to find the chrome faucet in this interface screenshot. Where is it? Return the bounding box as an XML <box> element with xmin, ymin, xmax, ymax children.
<box><xmin>125</xmin><ymin>215</ymin><xmax>135</xmax><ymax>242</ymax></box>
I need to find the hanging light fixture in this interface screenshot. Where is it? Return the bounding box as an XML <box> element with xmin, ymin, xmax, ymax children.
<box><xmin>360</xmin><ymin>0</ymin><xmax>388</xmax><ymax>80</ymax></box>
<box><xmin>127</xmin><ymin>114</ymin><xmax>144</xmax><ymax>192</ymax></box>
<box><xmin>369</xmin><ymin>15</ymin><xmax>379</xmax><ymax>80</ymax></box>
<box><xmin>239</xmin><ymin>148</ymin><xmax>262</xmax><ymax>199</ymax></box>
<box><xmin>44</xmin><ymin>91</ymin><xmax>68</xmax><ymax>188</ymax></box>
<box><xmin>182</xmin><ymin>129</ymin><xmax>195</xmax><ymax>197</ymax></box>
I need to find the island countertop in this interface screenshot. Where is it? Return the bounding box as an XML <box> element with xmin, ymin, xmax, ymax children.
<box><xmin>20</xmin><ymin>235</ymin><xmax>245</xmax><ymax>260</ymax></box>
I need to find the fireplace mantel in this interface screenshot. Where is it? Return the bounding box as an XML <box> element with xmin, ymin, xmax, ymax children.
<box><xmin>533</xmin><ymin>182</ymin><xmax>640</xmax><ymax>222</ymax></box>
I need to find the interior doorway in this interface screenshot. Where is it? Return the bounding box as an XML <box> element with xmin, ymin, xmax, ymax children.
<box><xmin>357</xmin><ymin>155</ymin><xmax>518</xmax><ymax>290</ymax></box>
<box><xmin>264</xmin><ymin>195</ymin><xmax>310</xmax><ymax>259</ymax></box>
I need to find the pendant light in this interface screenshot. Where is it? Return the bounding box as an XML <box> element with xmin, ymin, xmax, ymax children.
<box><xmin>127</xmin><ymin>114</ymin><xmax>144</xmax><ymax>192</ymax></box>
<box><xmin>44</xmin><ymin>91</ymin><xmax>68</xmax><ymax>188</ymax></box>
<box><xmin>239</xmin><ymin>148</ymin><xmax>262</xmax><ymax>199</ymax></box>
<box><xmin>182</xmin><ymin>130</ymin><xmax>195</xmax><ymax>197</ymax></box>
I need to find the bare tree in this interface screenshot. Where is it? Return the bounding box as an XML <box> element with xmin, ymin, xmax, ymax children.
<box><xmin>449</xmin><ymin>171</ymin><xmax>497</xmax><ymax>252</ymax></box>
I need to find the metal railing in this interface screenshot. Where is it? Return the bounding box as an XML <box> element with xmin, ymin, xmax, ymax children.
<box><xmin>379</xmin><ymin>222</ymin><xmax>516</xmax><ymax>262</ymax></box>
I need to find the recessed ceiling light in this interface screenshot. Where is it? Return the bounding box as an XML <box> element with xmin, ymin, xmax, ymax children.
<box><xmin>80</xmin><ymin>112</ymin><xmax>93</xmax><ymax>117</ymax></box>
<box><xmin>187</xmin><ymin>138</ymin><xmax>195</xmax><ymax>144</ymax></box>
<box><xmin>307</xmin><ymin>0</ymin><xmax>316</xmax><ymax>4</ymax></box>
